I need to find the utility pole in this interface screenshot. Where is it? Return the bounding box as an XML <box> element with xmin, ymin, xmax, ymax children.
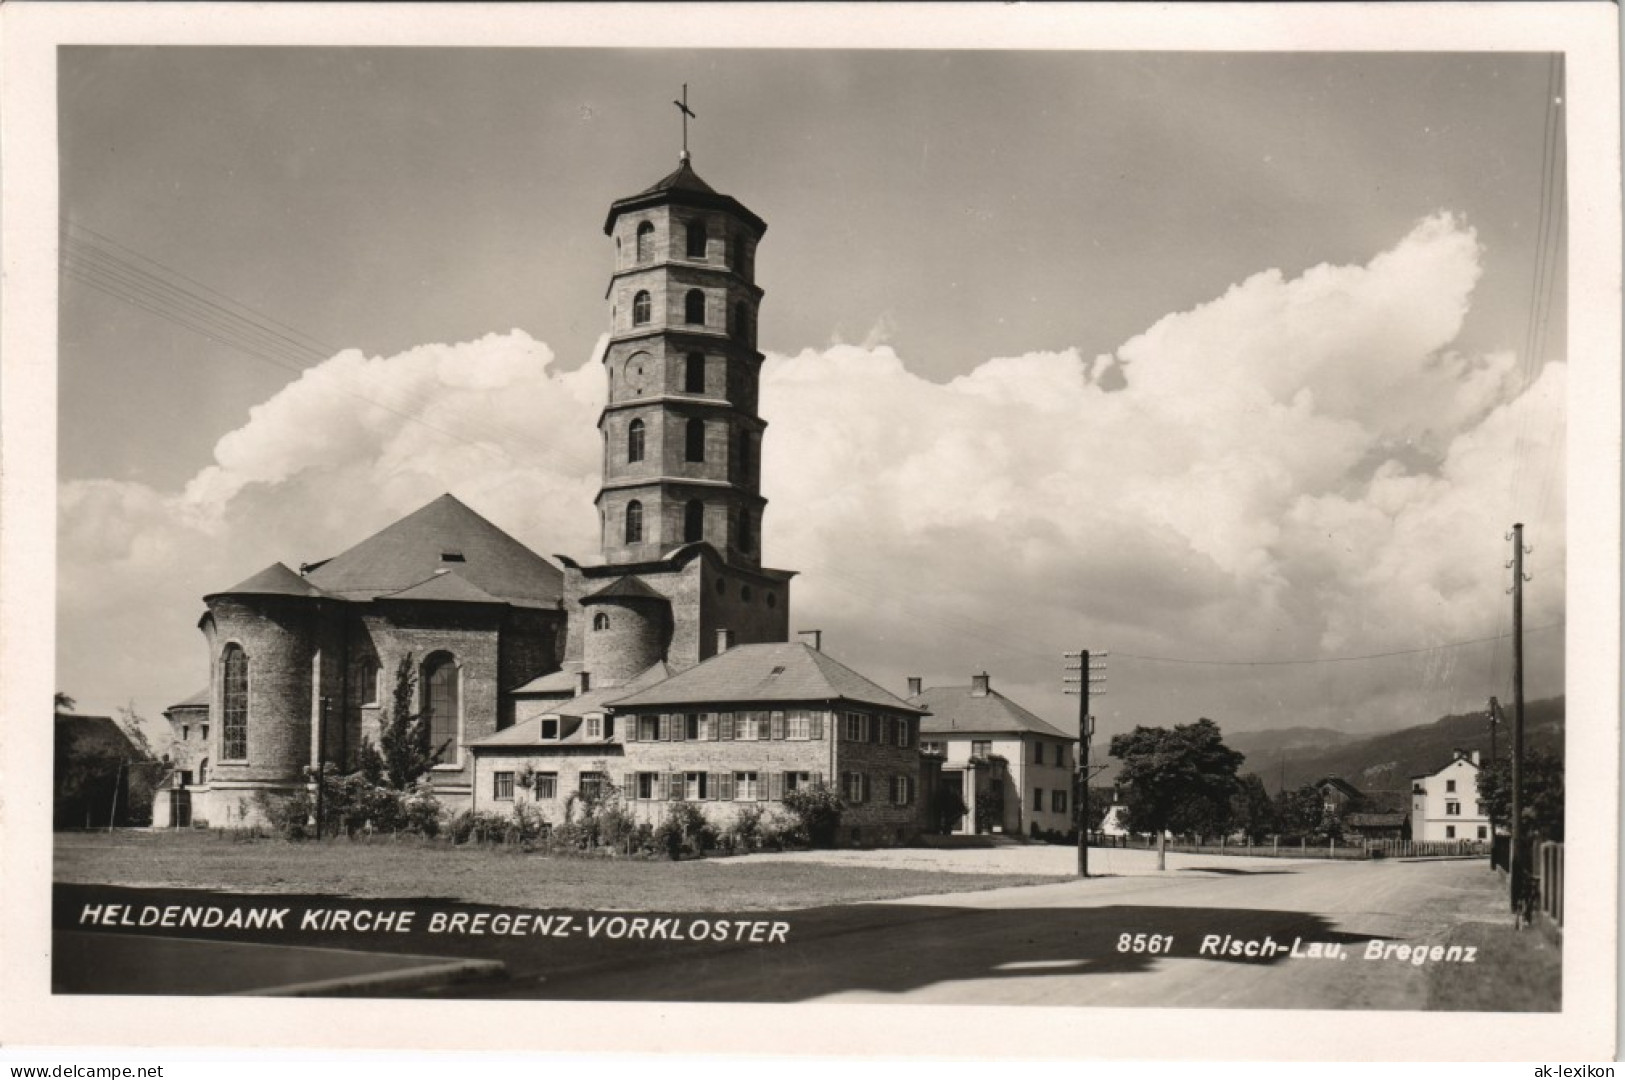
<box><xmin>1507</xmin><ymin>524</ymin><xmax>1529</xmax><ymax>918</ymax></box>
<box><xmin>107</xmin><ymin>759</ymin><xmax>125</xmax><ymax>833</ymax></box>
<box><xmin>1063</xmin><ymin>650</ymin><xmax>1107</xmax><ymax>878</ymax></box>
<box><xmin>313</xmin><ymin>696</ymin><xmax>331</xmax><ymax>839</ymax></box>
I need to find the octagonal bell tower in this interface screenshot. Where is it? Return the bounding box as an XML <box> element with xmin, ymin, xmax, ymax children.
<box><xmin>598</xmin><ymin>153</ymin><xmax>769</xmax><ymax>570</ymax></box>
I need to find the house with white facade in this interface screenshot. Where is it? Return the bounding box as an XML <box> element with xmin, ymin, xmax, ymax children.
<box><xmin>909</xmin><ymin>672</ymin><xmax>1077</xmax><ymax>837</ymax></box>
<box><xmin>1409</xmin><ymin>749</ymin><xmax>1491</xmax><ymax>843</ymax></box>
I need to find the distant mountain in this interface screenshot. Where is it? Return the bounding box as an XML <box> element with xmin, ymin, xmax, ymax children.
<box><xmin>1225</xmin><ymin>697</ymin><xmax>1565</xmax><ymax>794</ymax></box>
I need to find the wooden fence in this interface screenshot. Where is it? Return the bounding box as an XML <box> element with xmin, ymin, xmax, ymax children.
<box><xmin>1090</xmin><ymin>833</ymin><xmax>1489</xmax><ymax>861</ymax></box>
<box><xmin>1536</xmin><ymin>840</ymin><xmax>1564</xmax><ymax>927</ymax></box>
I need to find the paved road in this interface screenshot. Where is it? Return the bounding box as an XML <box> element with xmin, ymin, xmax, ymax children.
<box><xmin>471</xmin><ymin>857</ymin><xmax>1521</xmax><ymax>1008</ymax></box>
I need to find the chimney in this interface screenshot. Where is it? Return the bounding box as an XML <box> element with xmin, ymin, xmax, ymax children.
<box><xmin>971</xmin><ymin>672</ymin><xmax>990</xmax><ymax>697</ymax></box>
<box><xmin>798</xmin><ymin>628</ymin><xmax>822</xmax><ymax>652</ymax></box>
<box><xmin>716</xmin><ymin>628</ymin><xmax>735</xmax><ymax>654</ymax></box>
<box><xmin>576</xmin><ymin>671</ymin><xmax>591</xmax><ymax>695</ymax></box>
<box><xmin>1452</xmin><ymin>748</ymin><xmax>1465</xmax><ymax>762</ymax></box>
<box><xmin>1470</xmin><ymin>749</ymin><xmax>1481</xmax><ymax>765</ymax></box>
<box><xmin>906</xmin><ymin>676</ymin><xmax>923</xmax><ymax>697</ymax></box>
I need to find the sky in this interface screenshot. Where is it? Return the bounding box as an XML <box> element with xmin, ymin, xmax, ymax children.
<box><xmin>56</xmin><ymin>47</ymin><xmax>1569</xmax><ymax>757</ymax></box>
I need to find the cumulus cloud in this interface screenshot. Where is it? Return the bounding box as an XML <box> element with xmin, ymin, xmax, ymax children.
<box><xmin>58</xmin><ymin>214</ymin><xmax>1565</xmax><ymax>735</ymax></box>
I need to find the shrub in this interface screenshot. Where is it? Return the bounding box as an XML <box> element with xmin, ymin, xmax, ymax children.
<box><xmin>727</xmin><ymin>803</ymin><xmax>766</xmax><ymax>851</ymax></box>
<box><xmin>782</xmin><ymin>783</ymin><xmax>845</xmax><ymax>848</ymax></box>
<box><xmin>448</xmin><ymin>810</ymin><xmax>514</xmax><ymax>845</ymax></box>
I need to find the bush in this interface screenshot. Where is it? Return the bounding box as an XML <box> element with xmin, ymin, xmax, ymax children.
<box><xmin>448</xmin><ymin>810</ymin><xmax>514</xmax><ymax>845</ymax></box>
<box><xmin>727</xmin><ymin>803</ymin><xmax>766</xmax><ymax>851</ymax></box>
<box><xmin>782</xmin><ymin>783</ymin><xmax>845</xmax><ymax>848</ymax></box>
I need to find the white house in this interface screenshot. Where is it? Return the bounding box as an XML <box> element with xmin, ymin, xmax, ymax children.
<box><xmin>1409</xmin><ymin>749</ymin><xmax>1491</xmax><ymax>843</ymax></box>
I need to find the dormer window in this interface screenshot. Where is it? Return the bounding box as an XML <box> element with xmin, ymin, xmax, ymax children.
<box><xmin>541</xmin><ymin>718</ymin><xmax>559</xmax><ymax>741</ymax></box>
<box><xmin>440</xmin><ymin>550</ymin><xmax>465</xmax><ymax>563</ymax></box>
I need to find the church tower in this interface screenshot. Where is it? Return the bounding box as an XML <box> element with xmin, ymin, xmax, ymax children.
<box><xmin>557</xmin><ymin>145</ymin><xmax>794</xmax><ymax>677</ymax></box>
<box><xmin>597</xmin><ymin>154</ymin><xmax>768</xmax><ymax>568</ymax></box>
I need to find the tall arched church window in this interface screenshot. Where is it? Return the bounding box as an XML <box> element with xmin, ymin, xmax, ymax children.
<box><xmin>625</xmin><ymin>500</ymin><xmax>644</xmax><ymax>544</ymax></box>
<box><xmin>686</xmin><ymin>418</ymin><xmax>706</xmax><ymax>463</ymax></box>
<box><xmin>632</xmin><ymin>291</ymin><xmax>651</xmax><ymax>326</ymax></box>
<box><xmin>635</xmin><ymin>221</ymin><xmax>654</xmax><ymax>262</ymax></box>
<box><xmin>685</xmin><ymin>289</ymin><xmax>706</xmax><ymax>325</ymax></box>
<box><xmin>627</xmin><ymin>418</ymin><xmax>646</xmax><ymax>463</ymax></box>
<box><xmin>221</xmin><ymin>644</ymin><xmax>248</xmax><ymax>760</ymax></box>
<box><xmin>686</xmin><ymin>220</ymin><xmax>707</xmax><ymax>259</ymax></box>
<box><xmin>423</xmin><ymin>653</ymin><xmax>459</xmax><ymax>764</ymax></box>
<box><xmin>684</xmin><ymin>500</ymin><xmax>705</xmax><ymax>543</ymax></box>
<box><xmin>684</xmin><ymin>352</ymin><xmax>706</xmax><ymax>394</ymax></box>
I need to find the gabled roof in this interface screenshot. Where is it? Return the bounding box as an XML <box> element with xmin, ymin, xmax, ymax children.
<box><xmin>302</xmin><ymin>494</ymin><xmax>561</xmax><ymax>609</ymax></box>
<box><xmin>607</xmin><ymin>642</ymin><xmax>925</xmax><ymax>713</ymax></box>
<box><xmin>511</xmin><ymin>664</ymin><xmax>584</xmax><ymax>697</ymax></box>
<box><xmin>581</xmin><ymin>576</ymin><xmax>668</xmax><ymax>604</ymax></box>
<box><xmin>473</xmin><ymin>662</ymin><xmax>674</xmax><ymax>748</ymax></box>
<box><xmin>1313</xmin><ymin>776</ymin><xmax>1364</xmax><ymax>800</ymax></box>
<box><xmin>603</xmin><ymin>158</ymin><xmax>767</xmax><ymax>237</ymax></box>
<box><xmin>206</xmin><ymin>561</ymin><xmax>333</xmax><ymax>602</ymax></box>
<box><xmin>913</xmin><ymin>685</ymin><xmax>1071</xmax><ymax>741</ymax></box>
<box><xmin>378</xmin><ymin>569</ymin><xmax>506</xmax><ymax>606</ymax></box>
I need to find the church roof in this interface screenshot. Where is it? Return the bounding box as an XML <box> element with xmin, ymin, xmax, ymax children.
<box><xmin>378</xmin><ymin>569</ymin><xmax>507</xmax><ymax>606</ymax></box>
<box><xmin>580</xmin><ymin>575</ymin><xmax>668</xmax><ymax>604</ymax></box>
<box><xmin>302</xmin><ymin>494</ymin><xmax>562</xmax><ymax>609</ymax></box>
<box><xmin>607</xmin><ymin>642</ymin><xmax>927</xmax><ymax>714</ymax></box>
<box><xmin>603</xmin><ymin>158</ymin><xmax>767</xmax><ymax>237</ymax></box>
<box><xmin>206</xmin><ymin>561</ymin><xmax>334</xmax><ymax>602</ymax></box>
<box><xmin>912</xmin><ymin>684</ymin><xmax>1073</xmax><ymax>741</ymax></box>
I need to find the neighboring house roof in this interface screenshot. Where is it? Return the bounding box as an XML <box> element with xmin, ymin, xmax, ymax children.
<box><xmin>1358</xmin><ymin>789</ymin><xmax>1411</xmax><ymax>814</ymax></box>
<box><xmin>472</xmin><ymin>663</ymin><xmax>674</xmax><ymax>748</ymax></box>
<box><xmin>302</xmin><ymin>493</ymin><xmax>562</xmax><ymax>609</ymax></box>
<box><xmin>607</xmin><ymin>642</ymin><xmax>927</xmax><ymax>714</ymax></box>
<box><xmin>377</xmin><ymin>569</ymin><xmax>507</xmax><ymax>606</ymax></box>
<box><xmin>165</xmin><ymin>688</ymin><xmax>209</xmax><ymax>713</ymax></box>
<box><xmin>1313</xmin><ymin>776</ymin><xmax>1364</xmax><ymax>800</ymax></box>
<box><xmin>54</xmin><ymin>713</ymin><xmax>142</xmax><ymax>760</ymax></box>
<box><xmin>603</xmin><ymin>159</ymin><xmax>768</xmax><ymax>236</ymax></box>
<box><xmin>581</xmin><ymin>575</ymin><xmax>668</xmax><ymax>604</ymax></box>
<box><xmin>1410</xmin><ymin>754</ymin><xmax>1483</xmax><ymax>780</ymax></box>
<box><xmin>912</xmin><ymin>685</ymin><xmax>1072</xmax><ymax>741</ymax></box>
<box><xmin>511</xmin><ymin>664</ymin><xmax>584</xmax><ymax>697</ymax></box>
<box><xmin>206</xmin><ymin>561</ymin><xmax>333</xmax><ymax>602</ymax></box>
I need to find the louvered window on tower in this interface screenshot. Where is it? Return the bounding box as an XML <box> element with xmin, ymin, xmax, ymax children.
<box><xmin>627</xmin><ymin>418</ymin><xmax>645</xmax><ymax>463</ymax></box>
<box><xmin>635</xmin><ymin>221</ymin><xmax>654</xmax><ymax>262</ymax></box>
<box><xmin>686</xmin><ymin>418</ymin><xmax>706</xmax><ymax>462</ymax></box>
<box><xmin>685</xmin><ymin>289</ymin><xmax>706</xmax><ymax>325</ymax></box>
<box><xmin>632</xmin><ymin>291</ymin><xmax>651</xmax><ymax>326</ymax></box>
<box><xmin>686</xmin><ymin>220</ymin><xmax>707</xmax><ymax>259</ymax></box>
<box><xmin>625</xmin><ymin>500</ymin><xmax>644</xmax><ymax>544</ymax></box>
<box><xmin>685</xmin><ymin>352</ymin><xmax>706</xmax><ymax>393</ymax></box>
<box><xmin>734</xmin><ymin>302</ymin><xmax>749</xmax><ymax>341</ymax></box>
<box><xmin>684</xmin><ymin>500</ymin><xmax>704</xmax><ymax>543</ymax></box>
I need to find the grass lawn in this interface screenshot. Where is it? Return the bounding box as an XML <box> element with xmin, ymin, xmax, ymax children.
<box><xmin>1426</xmin><ymin>918</ymin><xmax>1563</xmax><ymax>1011</ymax></box>
<box><xmin>54</xmin><ymin>830</ymin><xmax>1072</xmax><ymax>911</ymax></box>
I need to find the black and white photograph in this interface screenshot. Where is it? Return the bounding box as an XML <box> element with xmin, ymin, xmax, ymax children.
<box><xmin>1</xmin><ymin>2</ymin><xmax>1618</xmax><ymax>1064</ymax></box>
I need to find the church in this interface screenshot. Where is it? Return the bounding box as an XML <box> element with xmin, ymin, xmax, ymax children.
<box><xmin>169</xmin><ymin>147</ymin><xmax>934</xmax><ymax>841</ymax></box>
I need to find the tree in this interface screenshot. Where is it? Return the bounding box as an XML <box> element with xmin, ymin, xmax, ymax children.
<box><xmin>1109</xmin><ymin>718</ymin><xmax>1244</xmax><ymax>869</ymax></box>
<box><xmin>1079</xmin><ymin>786</ymin><xmax>1113</xmax><ymax>833</ymax></box>
<box><xmin>54</xmin><ymin>691</ymin><xmax>77</xmax><ymax>713</ymax></box>
<box><xmin>359</xmin><ymin>655</ymin><xmax>449</xmax><ymax>791</ymax></box>
<box><xmin>1274</xmin><ymin>782</ymin><xmax>1340</xmax><ymax>842</ymax></box>
<box><xmin>1477</xmin><ymin>750</ymin><xmax>1564</xmax><ymax>842</ymax></box>
<box><xmin>1230</xmin><ymin>773</ymin><xmax>1277</xmax><ymax>842</ymax></box>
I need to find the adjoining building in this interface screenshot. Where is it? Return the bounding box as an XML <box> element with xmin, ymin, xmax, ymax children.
<box><xmin>1410</xmin><ymin>749</ymin><xmax>1491</xmax><ymax>843</ymax></box>
<box><xmin>470</xmin><ymin>637</ymin><xmax>934</xmax><ymax>843</ymax></box>
<box><xmin>152</xmin><ymin>688</ymin><xmax>208</xmax><ymax>827</ymax></box>
<box><xmin>909</xmin><ymin>673</ymin><xmax>1077</xmax><ymax>837</ymax></box>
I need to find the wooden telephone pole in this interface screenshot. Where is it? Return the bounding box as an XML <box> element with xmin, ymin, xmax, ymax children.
<box><xmin>1064</xmin><ymin>650</ymin><xmax>1107</xmax><ymax>878</ymax></box>
<box><xmin>1508</xmin><ymin>523</ymin><xmax>1529</xmax><ymax>917</ymax></box>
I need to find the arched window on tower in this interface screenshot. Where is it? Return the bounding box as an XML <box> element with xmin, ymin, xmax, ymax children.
<box><xmin>632</xmin><ymin>291</ymin><xmax>652</xmax><ymax>326</ymax></box>
<box><xmin>738</xmin><ymin>510</ymin><xmax>754</xmax><ymax>554</ymax></box>
<box><xmin>625</xmin><ymin>500</ymin><xmax>644</xmax><ymax>544</ymax></box>
<box><xmin>685</xmin><ymin>289</ymin><xmax>706</xmax><ymax>325</ymax></box>
<box><xmin>221</xmin><ymin>643</ymin><xmax>248</xmax><ymax>760</ymax></box>
<box><xmin>593</xmin><ymin>612</ymin><xmax>610</xmax><ymax>631</ymax></box>
<box><xmin>423</xmin><ymin>653</ymin><xmax>459</xmax><ymax>764</ymax></box>
<box><xmin>686</xmin><ymin>418</ymin><xmax>706</xmax><ymax>463</ymax></box>
<box><xmin>684</xmin><ymin>500</ymin><xmax>705</xmax><ymax>543</ymax></box>
<box><xmin>686</xmin><ymin>220</ymin><xmax>707</xmax><ymax>259</ymax></box>
<box><xmin>627</xmin><ymin>418</ymin><xmax>645</xmax><ymax>463</ymax></box>
<box><xmin>635</xmin><ymin>221</ymin><xmax>654</xmax><ymax>262</ymax></box>
<box><xmin>734</xmin><ymin>301</ymin><xmax>750</xmax><ymax>342</ymax></box>
<box><xmin>684</xmin><ymin>352</ymin><xmax>706</xmax><ymax>394</ymax></box>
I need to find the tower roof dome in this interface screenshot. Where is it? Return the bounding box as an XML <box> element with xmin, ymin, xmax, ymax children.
<box><xmin>604</xmin><ymin>159</ymin><xmax>766</xmax><ymax>236</ymax></box>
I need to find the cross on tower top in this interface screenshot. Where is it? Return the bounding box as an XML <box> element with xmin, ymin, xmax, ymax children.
<box><xmin>673</xmin><ymin>83</ymin><xmax>696</xmax><ymax>162</ymax></box>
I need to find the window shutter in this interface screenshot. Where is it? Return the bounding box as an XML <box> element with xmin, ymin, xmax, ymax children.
<box><xmin>907</xmin><ymin>776</ymin><xmax>916</xmax><ymax>805</ymax></box>
<box><xmin>720</xmin><ymin>713</ymin><xmax>734</xmax><ymax>741</ymax></box>
<box><xmin>870</xmin><ymin>717</ymin><xmax>880</xmax><ymax>743</ymax></box>
<box><xmin>861</xmin><ymin>773</ymin><xmax>871</xmax><ymax>803</ymax></box>
<box><xmin>758</xmin><ymin>713</ymin><xmax>772</xmax><ymax>741</ymax></box>
<box><xmin>625</xmin><ymin>716</ymin><xmax>639</xmax><ymax>743</ymax></box>
<box><xmin>811</xmin><ymin>771</ymin><xmax>823</xmax><ymax>788</ymax></box>
<box><xmin>719</xmin><ymin>772</ymin><xmax>735</xmax><ymax>801</ymax></box>
<box><xmin>706</xmin><ymin>712</ymin><xmax>719</xmax><ymax>741</ymax></box>
<box><xmin>673</xmin><ymin>716</ymin><xmax>686</xmax><ymax>742</ymax></box>
<box><xmin>810</xmin><ymin>713</ymin><xmax>823</xmax><ymax>740</ymax></box>
<box><xmin>670</xmin><ymin>772</ymin><xmax>684</xmax><ymax>801</ymax></box>
<box><xmin>623</xmin><ymin>771</ymin><xmax>637</xmax><ymax>797</ymax></box>
<box><xmin>605</xmin><ymin>716</ymin><xmax>616</xmax><ymax>739</ymax></box>
<box><xmin>709</xmin><ymin>771</ymin><xmax>724</xmax><ymax>800</ymax></box>
<box><xmin>770</xmin><ymin>772</ymin><xmax>784</xmax><ymax>801</ymax></box>
<box><xmin>770</xmin><ymin>712</ymin><xmax>785</xmax><ymax>740</ymax></box>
